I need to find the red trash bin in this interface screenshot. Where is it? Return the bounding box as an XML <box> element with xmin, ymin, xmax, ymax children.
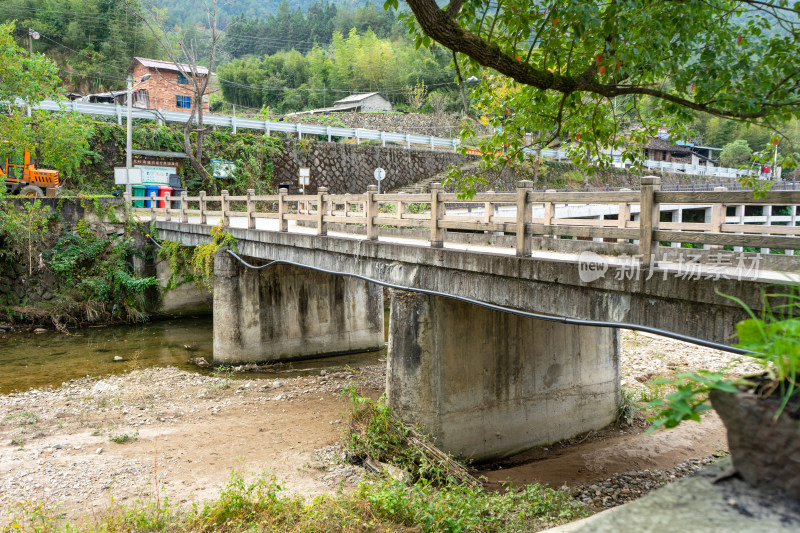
<box><xmin>157</xmin><ymin>185</ymin><xmax>173</xmax><ymax>208</ymax></box>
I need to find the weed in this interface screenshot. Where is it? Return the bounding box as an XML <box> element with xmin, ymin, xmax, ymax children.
<box><xmin>110</xmin><ymin>432</ymin><xmax>139</xmax><ymax>444</ymax></box>
<box><xmin>616</xmin><ymin>388</ymin><xmax>642</xmax><ymax>426</ymax></box>
<box><xmin>4</xmin><ymin>411</ymin><xmax>39</xmax><ymax>426</ymax></box>
<box><xmin>206</xmin><ymin>366</ymin><xmax>234</xmax><ymax>395</ymax></box>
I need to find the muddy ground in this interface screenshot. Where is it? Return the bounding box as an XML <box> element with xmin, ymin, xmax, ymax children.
<box><xmin>0</xmin><ymin>330</ymin><xmax>759</xmax><ymax>523</ymax></box>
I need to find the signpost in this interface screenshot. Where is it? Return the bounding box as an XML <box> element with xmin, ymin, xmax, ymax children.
<box><xmin>299</xmin><ymin>167</ymin><xmax>310</xmax><ymax>211</ymax></box>
<box><xmin>374</xmin><ymin>167</ymin><xmax>386</xmax><ymax>193</ymax></box>
<box><xmin>114</xmin><ymin>167</ymin><xmax>143</xmax><ymax>185</ymax></box>
<box><xmin>298</xmin><ymin>167</ymin><xmax>310</xmax><ymax>193</ymax></box>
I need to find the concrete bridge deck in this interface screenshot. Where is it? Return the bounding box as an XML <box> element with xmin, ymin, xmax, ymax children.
<box><xmin>141</xmin><ymin>181</ymin><xmax>798</xmax><ymax>459</ymax></box>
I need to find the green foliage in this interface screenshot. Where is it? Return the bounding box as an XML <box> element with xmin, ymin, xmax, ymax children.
<box><xmin>719</xmin><ymin>139</ymin><xmax>753</xmax><ymax>168</ymax></box>
<box><xmin>646</xmin><ymin>371</ymin><xmax>740</xmax><ymax>432</ymax></box>
<box><xmin>9</xmin><ymin>461</ymin><xmax>585</xmax><ymax>533</ymax></box>
<box><xmin>190</xmin><ymin>222</ymin><xmax>238</xmax><ymax>291</ymax></box>
<box><xmin>401</xmin><ymin>0</ymin><xmax>800</xmax><ymax>195</ymax></box>
<box><xmin>47</xmin><ymin>229</ymin><xmax>158</xmax><ymax>321</ymax></box>
<box><xmin>110</xmin><ymin>432</ymin><xmax>139</xmax><ymax>444</ymax></box>
<box><xmin>0</xmin><ymin>199</ymin><xmax>157</xmax><ymax>326</ymax></box>
<box><xmin>0</xmin><ymin>1</ymin><xmax>163</xmax><ymax>93</ymax></box>
<box><xmin>158</xmin><ymin>240</ymin><xmax>196</xmax><ymax>290</ymax></box>
<box><xmin>649</xmin><ymin>282</ymin><xmax>800</xmax><ymax>432</ymax></box>
<box><xmin>221</xmin><ymin>1</ymin><xmax>399</xmax><ymax>59</ymax></box>
<box><xmin>78</xmin><ymin>122</ymin><xmax>283</xmax><ymax>196</ymax></box>
<box><xmin>0</xmin><ymin>199</ymin><xmax>52</xmax><ymax>276</ymax></box>
<box><xmin>0</xmin><ymin>21</ymin><xmax>59</xmax><ymax>104</ymax></box>
<box><xmin>217</xmin><ymin>27</ymin><xmax>455</xmax><ymax>113</ymax></box>
<box><xmin>0</xmin><ymin>22</ymin><xmax>95</xmax><ymax>178</ymax></box>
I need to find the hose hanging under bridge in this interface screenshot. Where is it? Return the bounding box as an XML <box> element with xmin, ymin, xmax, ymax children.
<box><xmin>145</xmin><ymin>233</ymin><xmax>752</xmax><ymax>356</ymax></box>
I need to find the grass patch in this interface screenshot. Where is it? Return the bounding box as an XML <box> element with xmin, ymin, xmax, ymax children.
<box><xmin>109</xmin><ymin>432</ymin><xmax>138</xmax><ymax>444</ymax></box>
<box><xmin>7</xmin><ymin>469</ymin><xmax>585</xmax><ymax>533</ymax></box>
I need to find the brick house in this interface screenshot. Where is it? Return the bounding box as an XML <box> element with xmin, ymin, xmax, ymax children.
<box><xmin>126</xmin><ymin>57</ymin><xmax>212</xmax><ymax>113</ymax></box>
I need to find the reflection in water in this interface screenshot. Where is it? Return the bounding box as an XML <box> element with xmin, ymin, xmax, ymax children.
<box><xmin>0</xmin><ymin>315</ymin><xmax>387</xmax><ymax>394</ymax></box>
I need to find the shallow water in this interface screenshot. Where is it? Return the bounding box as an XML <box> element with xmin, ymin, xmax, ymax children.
<box><xmin>0</xmin><ymin>316</ymin><xmax>386</xmax><ymax>394</ymax></box>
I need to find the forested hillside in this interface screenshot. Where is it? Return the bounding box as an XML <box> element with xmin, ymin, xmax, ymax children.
<box><xmin>0</xmin><ymin>0</ymin><xmax>163</xmax><ymax>93</ymax></box>
<box><xmin>153</xmin><ymin>0</ymin><xmax>374</xmax><ymax>29</ymax></box>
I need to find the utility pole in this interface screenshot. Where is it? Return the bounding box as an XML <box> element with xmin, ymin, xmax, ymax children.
<box><xmin>27</xmin><ymin>28</ymin><xmax>36</xmax><ymax>57</ymax></box>
<box><xmin>126</xmin><ymin>73</ymin><xmax>151</xmax><ymax>196</ymax></box>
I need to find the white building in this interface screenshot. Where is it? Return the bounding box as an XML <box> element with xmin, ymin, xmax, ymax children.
<box><xmin>332</xmin><ymin>92</ymin><xmax>393</xmax><ymax>112</ymax></box>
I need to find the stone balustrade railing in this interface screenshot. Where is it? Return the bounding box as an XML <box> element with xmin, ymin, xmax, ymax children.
<box><xmin>128</xmin><ymin>177</ymin><xmax>800</xmax><ymax>264</ymax></box>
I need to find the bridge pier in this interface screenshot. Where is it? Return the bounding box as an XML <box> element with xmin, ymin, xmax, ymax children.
<box><xmin>386</xmin><ymin>290</ymin><xmax>619</xmax><ymax>461</ymax></box>
<box><xmin>213</xmin><ymin>248</ymin><xmax>384</xmax><ymax>363</ymax></box>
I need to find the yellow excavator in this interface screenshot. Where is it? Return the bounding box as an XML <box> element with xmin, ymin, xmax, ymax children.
<box><xmin>0</xmin><ymin>149</ymin><xmax>60</xmax><ymax>197</ymax></box>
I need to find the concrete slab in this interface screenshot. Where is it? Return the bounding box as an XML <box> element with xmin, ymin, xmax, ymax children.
<box><xmin>569</xmin><ymin>458</ymin><xmax>800</xmax><ymax>533</ymax></box>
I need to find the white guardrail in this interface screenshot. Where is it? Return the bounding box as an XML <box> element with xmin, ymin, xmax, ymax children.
<box><xmin>30</xmin><ymin>99</ymin><xmax>755</xmax><ymax>177</ymax></box>
<box><xmin>29</xmin><ymin>99</ymin><xmax>459</xmax><ymax>151</ymax></box>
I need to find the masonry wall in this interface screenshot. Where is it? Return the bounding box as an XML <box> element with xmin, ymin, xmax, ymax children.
<box><xmin>272</xmin><ymin>140</ymin><xmax>477</xmax><ymax>194</ymax></box>
<box><xmin>284</xmin><ymin>111</ymin><xmax>471</xmax><ymax>138</ymax></box>
<box><xmin>131</xmin><ymin>63</ymin><xmax>210</xmax><ymax>113</ymax></box>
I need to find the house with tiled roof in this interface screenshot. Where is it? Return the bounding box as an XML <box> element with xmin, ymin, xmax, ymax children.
<box><xmin>125</xmin><ymin>57</ymin><xmax>213</xmax><ymax>113</ymax></box>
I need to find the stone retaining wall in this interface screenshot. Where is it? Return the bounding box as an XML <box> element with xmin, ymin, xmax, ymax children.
<box><xmin>273</xmin><ymin>139</ymin><xmax>477</xmax><ymax>194</ymax></box>
<box><xmin>283</xmin><ymin>112</ymin><xmax>475</xmax><ymax>138</ymax></box>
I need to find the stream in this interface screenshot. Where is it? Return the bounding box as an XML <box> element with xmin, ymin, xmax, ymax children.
<box><xmin>0</xmin><ymin>316</ymin><xmax>386</xmax><ymax>394</ymax></box>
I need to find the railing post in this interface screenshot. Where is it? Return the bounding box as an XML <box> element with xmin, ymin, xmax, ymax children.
<box><xmin>516</xmin><ymin>180</ymin><xmax>533</xmax><ymax>257</ymax></box>
<box><xmin>199</xmin><ymin>191</ymin><xmax>207</xmax><ymax>225</ymax></box>
<box><xmin>429</xmin><ymin>182</ymin><xmax>444</xmax><ymax>248</ymax></box>
<box><xmin>164</xmin><ymin>194</ymin><xmax>171</xmax><ymax>221</ymax></box>
<box><xmin>618</xmin><ymin>188</ymin><xmax>631</xmax><ymax>244</ymax></box>
<box><xmin>543</xmin><ymin>189</ymin><xmax>555</xmax><ymax>239</ymax></box>
<box><xmin>246</xmin><ymin>188</ymin><xmax>255</xmax><ymax>229</ymax></box>
<box><xmin>710</xmin><ymin>186</ymin><xmax>727</xmax><ymax>250</ymax></box>
<box><xmin>278</xmin><ymin>187</ymin><xmax>288</xmax><ymax>232</ymax></box>
<box><xmin>150</xmin><ymin>192</ymin><xmax>157</xmax><ymax>220</ymax></box>
<box><xmin>317</xmin><ymin>186</ymin><xmax>328</xmax><ymax>236</ymax></box>
<box><xmin>181</xmin><ymin>192</ymin><xmax>188</xmax><ymax>223</ymax></box>
<box><xmin>761</xmin><ymin>204</ymin><xmax>773</xmax><ymax>255</ymax></box>
<box><xmin>639</xmin><ymin>176</ymin><xmax>661</xmax><ymax>269</ymax></box>
<box><xmin>733</xmin><ymin>204</ymin><xmax>745</xmax><ymax>253</ymax></box>
<box><xmin>484</xmin><ymin>190</ymin><xmax>494</xmax><ymax>234</ymax></box>
<box><xmin>366</xmin><ymin>185</ymin><xmax>378</xmax><ymax>241</ymax></box>
<box><xmin>397</xmin><ymin>192</ymin><xmax>406</xmax><ymax>221</ymax></box>
<box><xmin>123</xmin><ymin>192</ymin><xmax>131</xmax><ymax>224</ymax></box>
<box><xmin>221</xmin><ymin>189</ymin><xmax>230</xmax><ymax>227</ymax></box>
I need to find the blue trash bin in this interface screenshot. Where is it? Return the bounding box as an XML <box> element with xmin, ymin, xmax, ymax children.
<box><xmin>144</xmin><ymin>185</ymin><xmax>160</xmax><ymax>208</ymax></box>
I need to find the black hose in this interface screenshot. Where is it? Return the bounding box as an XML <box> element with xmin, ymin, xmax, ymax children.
<box><xmin>145</xmin><ymin>233</ymin><xmax>750</xmax><ymax>355</ymax></box>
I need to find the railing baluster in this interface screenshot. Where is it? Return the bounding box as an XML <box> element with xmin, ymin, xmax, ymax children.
<box><xmin>164</xmin><ymin>194</ymin><xmax>171</xmax><ymax>221</ymax></box>
<box><xmin>516</xmin><ymin>180</ymin><xmax>533</xmax><ymax>257</ymax></box>
<box><xmin>366</xmin><ymin>185</ymin><xmax>378</xmax><ymax>240</ymax></box>
<box><xmin>221</xmin><ymin>189</ymin><xmax>230</xmax><ymax>227</ymax></box>
<box><xmin>640</xmin><ymin>176</ymin><xmax>661</xmax><ymax>269</ymax></box>
<box><xmin>246</xmin><ymin>189</ymin><xmax>255</xmax><ymax>230</ymax></box>
<box><xmin>181</xmin><ymin>192</ymin><xmax>188</xmax><ymax>223</ymax></box>
<box><xmin>709</xmin><ymin>187</ymin><xmax>727</xmax><ymax>250</ymax></box>
<box><xmin>618</xmin><ymin>188</ymin><xmax>631</xmax><ymax>244</ymax></box>
<box><xmin>199</xmin><ymin>191</ymin><xmax>207</xmax><ymax>225</ymax></box>
<box><xmin>430</xmin><ymin>183</ymin><xmax>444</xmax><ymax>248</ymax></box>
<box><xmin>317</xmin><ymin>187</ymin><xmax>328</xmax><ymax>236</ymax></box>
<box><xmin>278</xmin><ymin>187</ymin><xmax>288</xmax><ymax>232</ymax></box>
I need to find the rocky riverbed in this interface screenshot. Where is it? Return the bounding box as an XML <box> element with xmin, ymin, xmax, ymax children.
<box><xmin>0</xmin><ymin>329</ymin><xmax>760</xmax><ymax>524</ymax></box>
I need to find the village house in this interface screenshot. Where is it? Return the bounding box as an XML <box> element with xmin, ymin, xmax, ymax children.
<box><xmin>120</xmin><ymin>57</ymin><xmax>212</xmax><ymax>113</ymax></box>
<box><xmin>287</xmin><ymin>92</ymin><xmax>393</xmax><ymax>116</ymax></box>
<box><xmin>642</xmin><ymin>129</ymin><xmax>720</xmax><ymax>166</ymax></box>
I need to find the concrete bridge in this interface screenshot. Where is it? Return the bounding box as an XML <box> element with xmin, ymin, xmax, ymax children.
<box><xmin>137</xmin><ymin>178</ymin><xmax>799</xmax><ymax>460</ymax></box>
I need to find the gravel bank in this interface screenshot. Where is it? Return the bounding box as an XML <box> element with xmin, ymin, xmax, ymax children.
<box><xmin>0</xmin><ymin>329</ymin><xmax>758</xmax><ymax>520</ymax></box>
